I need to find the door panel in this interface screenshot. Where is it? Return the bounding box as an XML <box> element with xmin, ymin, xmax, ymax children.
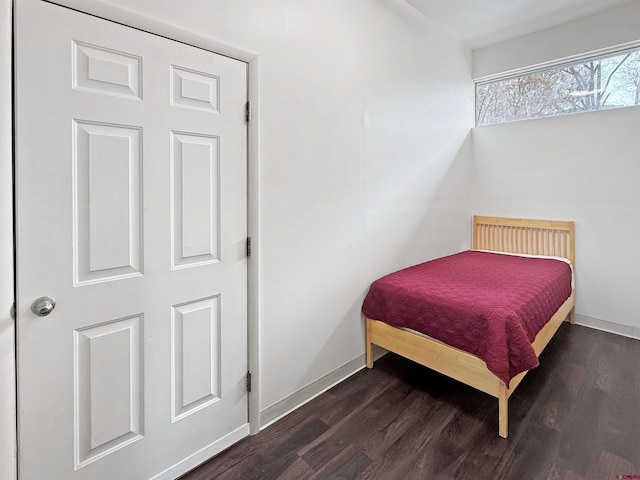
<box><xmin>171</xmin><ymin>132</ymin><xmax>220</xmax><ymax>267</ymax></box>
<box><xmin>15</xmin><ymin>1</ymin><xmax>249</xmax><ymax>478</ymax></box>
<box><xmin>73</xmin><ymin>40</ymin><xmax>142</xmax><ymax>99</ymax></box>
<box><xmin>172</xmin><ymin>296</ymin><xmax>221</xmax><ymax>421</ymax></box>
<box><xmin>74</xmin><ymin>120</ymin><xmax>143</xmax><ymax>283</ymax></box>
<box><xmin>75</xmin><ymin>315</ymin><xmax>144</xmax><ymax>468</ymax></box>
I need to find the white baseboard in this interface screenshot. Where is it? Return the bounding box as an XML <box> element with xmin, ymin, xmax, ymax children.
<box><xmin>259</xmin><ymin>346</ymin><xmax>388</xmax><ymax>430</ymax></box>
<box><xmin>259</xmin><ymin>316</ymin><xmax>640</xmax><ymax>434</ymax></box>
<box><xmin>259</xmin><ymin>352</ymin><xmax>368</xmax><ymax>430</ymax></box>
<box><xmin>574</xmin><ymin>313</ymin><xmax>640</xmax><ymax>340</ymax></box>
<box><xmin>256</xmin><ymin>314</ymin><xmax>640</xmax><ymax>435</ymax></box>
<box><xmin>150</xmin><ymin>424</ymin><xmax>250</xmax><ymax>480</ymax></box>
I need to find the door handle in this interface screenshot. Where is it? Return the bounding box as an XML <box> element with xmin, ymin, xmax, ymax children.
<box><xmin>31</xmin><ymin>296</ymin><xmax>56</xmax><ymax>317</ymax></box>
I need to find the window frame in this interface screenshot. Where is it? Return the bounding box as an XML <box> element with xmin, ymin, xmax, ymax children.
<box><xmin>474</xmin><ymin>41</ymin><xmax>640</xmax><ymax>126</ymax></box>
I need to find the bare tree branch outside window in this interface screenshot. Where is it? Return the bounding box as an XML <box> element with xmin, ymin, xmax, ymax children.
<box><xmin>476</xmin><ymin>48</ymin><xmax>640</xmax><ymax>126</ymax></box>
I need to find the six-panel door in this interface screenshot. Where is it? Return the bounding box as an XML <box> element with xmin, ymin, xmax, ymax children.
<box><xmin>15</xmin><ymin>1</ymin><xmax>249</xmax><ymax>478</ymax></box>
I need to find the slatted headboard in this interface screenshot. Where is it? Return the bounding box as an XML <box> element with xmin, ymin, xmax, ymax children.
<box><xmin>472</xmin><ymin>216</ymin><xmax>575</xmax><ymax>266</ymax></box>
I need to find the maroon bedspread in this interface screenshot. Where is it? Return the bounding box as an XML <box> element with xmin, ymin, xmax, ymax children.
<box><xmin>362</xmin><ymin>250</ymin><xmax>573</xmax><ymax>384</ymax></box>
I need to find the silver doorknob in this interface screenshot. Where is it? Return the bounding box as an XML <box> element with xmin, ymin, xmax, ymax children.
<box><xmin>31</xmin><ymin>296</ymin><xmax>56</xmax><ymax>317</ymax></box>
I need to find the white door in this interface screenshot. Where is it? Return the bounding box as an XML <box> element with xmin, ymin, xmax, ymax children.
<box><xmin>15</xmin><ymin>1</ymin><xmax>249</xmax><ymax>478</ymax></box>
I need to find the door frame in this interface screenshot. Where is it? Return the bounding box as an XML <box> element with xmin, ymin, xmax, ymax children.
<box><xmin>2</xmin><ymin>1</ymin><xmax>261</xmax><ymax>478</ymax></box>
<box><xmin>1</xmin><ymin>0</ymin><xmax>16</xmax><ymax>479</ymax></box>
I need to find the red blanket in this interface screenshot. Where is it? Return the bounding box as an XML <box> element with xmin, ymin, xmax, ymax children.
<box><xmin>362</xmin><ymin>250</ymin><xmax>573</xmax><ymax>384</ymax></box>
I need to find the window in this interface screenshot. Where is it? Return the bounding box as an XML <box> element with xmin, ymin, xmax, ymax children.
<box><xmin>476</xmin><ymin>47</ymin><xmax>640</xmax><ymax>126</ymax></box>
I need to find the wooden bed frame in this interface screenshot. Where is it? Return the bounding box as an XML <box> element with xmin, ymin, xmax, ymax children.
<box><xmin>365</xmin><ymin>216</ymin><xmax>576</xmax><ymax>438</ymax></box>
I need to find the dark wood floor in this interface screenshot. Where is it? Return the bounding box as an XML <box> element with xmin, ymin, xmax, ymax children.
<box><xmin>181</xmin><ymin>323</ymin><xmax>640</xmax><ymax>480</ymax></box>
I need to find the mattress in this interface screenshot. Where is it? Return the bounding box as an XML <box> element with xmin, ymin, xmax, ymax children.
<box><xmin>362</xmin><ymin>250</ymin><xmax>573</xmax><ymax>384</ymax></box>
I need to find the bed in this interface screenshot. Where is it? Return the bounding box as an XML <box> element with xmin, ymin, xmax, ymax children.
<box><xmin>363</xmin><ymin>216</ymin><xmax>576</xmax><ymax>438</ymax></box>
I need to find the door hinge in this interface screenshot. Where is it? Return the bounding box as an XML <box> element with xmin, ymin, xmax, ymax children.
<box><xmin>246</xmin><ymin>371</ymin><xmax>252</xmax><ymax>393</ymax></box>
<box><xmin>246</xmin><ymin>236</ymin><xmax>252</xmax><ymax>257</ymax></box>
<box><xmin>10</xmin><ymin>302</ymin><xmax>15</xmax><ymax>320</ymax></box>
<box><xmin>245</xmin><ymin>100</ymin><xmax>252</xmax><ymax>122</ymax></box>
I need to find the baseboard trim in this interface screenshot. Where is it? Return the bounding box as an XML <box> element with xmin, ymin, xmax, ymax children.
<box><xmin>150</xmin><ymin>423</ymin><xmax>250</xmax><ymax>480</ymax></box>
<box><xmin>574</xmin><ymin>313</ymin><xmax>640</xmax><ymax>340</ymax></box>
<box><xmin>258</xmin><ymin>314</ymin><xmax>640</xmax><ymax>432</ymax></box>
<box><xmin>259</xmin><ymin>315</ymin><xmax>640</xmax><ymax>433</ymax></box>
<box><xmin>260</xmin><ymin>346</ymin><xmax>388</xmax><ymax>430</ymax></box>
<box><xmin>259</xmin><ymin>353</ymin><xmax>371</xmax><ymax>430</ymax></box>
<box><xmin>260</xmin><ymin>317</ymin><xmax>638</xmax><ymax>433</ymax></box>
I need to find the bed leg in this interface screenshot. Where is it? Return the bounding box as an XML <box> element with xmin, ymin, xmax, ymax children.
<box><xmin>569</xmin><ymin>307</ymin><xmax>576</xmax><ymax>325</ymax></box>
<box><xmin>498</xmin><ymin>382</ymin><xmax>508</xmax><ymax>439</ymax></box>
<box><xmin>365</xmin><ymin>318</ymin><xmax>373</xmax><ymax>369</ymax></box>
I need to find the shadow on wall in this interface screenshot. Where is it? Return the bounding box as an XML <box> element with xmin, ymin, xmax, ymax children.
<box><xmin>303</xmin><ymin>129</ymin><xmax>474</xmax><ymax>387</ymax></box>
<box><xmin>260</xmin><ymin>128</ymin><xmax>473</xmax><ymax>422</ymax></box>
<box><xmin>365</xmin><ymin>130</ymin><xmax>473</xmax><ymax>278</ymax></box>
<box><xmin>293</xmin><ymin>130</ymin><xmax>474</xmax><ymax>405</ymax></box>
<box><xmin>471</xmin><ymin>106</ymin><xmax>640</xmax><ymax>330</ymax></box>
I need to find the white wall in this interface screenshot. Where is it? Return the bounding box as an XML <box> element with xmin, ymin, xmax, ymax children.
<box><xmin>49</xmin><ymin>0</ymin><xmax>473</xmax><ymax>420</ymax></box>
<box><xmin>472</xmin><ymin>7</ymin><xmax>640</xmax><ymax>337</ymax></box>
<box><xmin>473</xmin><ymin>1</ymin><xmax>640</xmax><ymax>79</ymax></box>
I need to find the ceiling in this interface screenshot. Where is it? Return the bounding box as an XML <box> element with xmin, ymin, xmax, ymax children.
<box><xmin>406</xmin><ymin>0</ymin><xmax>639</xmax><ymax>49</ymax></box>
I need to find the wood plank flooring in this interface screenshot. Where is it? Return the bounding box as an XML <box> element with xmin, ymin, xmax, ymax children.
<box><xmin>181</xmin><ymin>324</ymin><xmax>640</xmax><ymax>480</ymax></box>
